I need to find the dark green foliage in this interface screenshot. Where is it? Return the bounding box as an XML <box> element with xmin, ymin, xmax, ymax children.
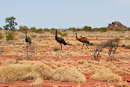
<box><xmin>30</xmin><ymin>27</ymin><xmax>43</xmax><ymax>33</ymax></box>
<box><xmin>58</xmin><ymin>31</ymin><xmax>67</xmax><ymax>37</ymax></box>
<box><xmin>6</xmin><ymin>31</ymin><xmax>15</xmax><ymax>41</ymax></box>
<box><xmin>67</xmin><ymin>27</ymin><xmax>77</xmax><ymax>32</ymax></box>
<box><xmin>30</xmin><ymin>27</ymin><xmax>37</xmax><ymax>32</ymax></box>
<box><xmin>50</xmin><ymin>29</ymin><xmax>67</xmax><ymax>37</ymax></box>
<box><xmin>3</xmin><ymin>16</ymin><xmax>17</xmax><ymax>31</ymax></box>
<box><xmin>49</xmin><ymin>28</ymin><xmax>56</xmax><ymax>34</ymax></box>
<box><xmin>67</xmin><ymin>27</ymin><xmax>83</xmax><ymax>32</ymax></box>
<box><xmin>35</xmin><ymin>28</ymin><xmax>43</xmax><ymax>33</ymax></box>
<box><xmin>18</xmin><ymin>26</ymin><xmax>29</xmax><ymax>32</ymax></box>
<box><xmin>93</xmin><ymin>27</ymin><xmax>108</xmax><ymax>32</ymax></box>
<box><xmin>0</xmin><ymin>27</ymin><xmax>2</xmax><ymax>30</ymax></box>
<box><xmin>44</xmin><ymin>28</ymin><xmax>50</xmax><ymax>32</ymax></box>
<box><xmin>82</xmin><ymin>26</ymin><xmax>92</xmax><ymax>31</ymax></box>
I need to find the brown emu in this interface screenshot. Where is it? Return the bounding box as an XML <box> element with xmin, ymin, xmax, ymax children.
<box><xmin>75</xmin><ymin>33</ymin><xmax>89</xmax><ymax>49</ymax></box>
<box><xmin>25</xmin><ymin>31</ymin><xmax>32</xmax><ymax>45</ymax></box>
<box><xmin>94</xmin><ymin>38</ymin><xmax>120</xmax><ymax>61</ymax></box>
<box><xmin>55</xmin><ymin>29</ymin><xmax>67</xmax><ymax>50</ymax></box>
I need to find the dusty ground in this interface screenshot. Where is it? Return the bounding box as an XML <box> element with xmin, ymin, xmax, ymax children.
<box><xmin>0</xmin><ymin>30</ymin><xmax>130</xmax><ymax>87</ymax></box>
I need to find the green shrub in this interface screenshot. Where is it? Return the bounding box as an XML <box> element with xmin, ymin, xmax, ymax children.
<box><xmin>67</xmin><ymin>27</ymin><xmax>77</xmax><ymax>32</ymax></box>
<box><xmin>0</xmin><ymin>33</ymin><xmax>3</xmax><ymax>40</ymax></box>
<box><xmin>82</xmin><ymin>26</ymin><xmax>92</xmax><ymax>31</ymax></box>
<box><xmin>49</xmin><ymin>28</ymin><xmax>56</xmax><ymax>34</ymax></box>
<box><xmin>6</xmin><ymin>31</ymin><xmax>15</xmax><ymax>41</ymax></box>
<box><xmin>18</xmin><ymin>26</ymin><xmax>29</xmax><ymax>32</ymax></box>
<box><xmin>30</xmin><ymin>27</ymin><xmax>43</xmax><ymax>33</ymax></box>
<box><xmin>93</xmin><ymin>27</ymin><xmax>108</xmax><ymax>32</ymax></box>
<box><xmin>58</xmin><ymin>31</ymin><xmax>67</xmax><ymax>37</ymax></box>
<box><xmin>35</xmin><ymin>29</ymin><xmax>44</xmax><ymax>34</ymax></box>
<box><xmin>0</xmin><ymin>27</ymin><xmax>2</xmax><ymax>30</ymax></box>
<box><xmin>114</xmin><ymin>28</ymin><xmax>128</xmax><ymax>31</ymax></box>
<box><xmin>44</xmin><ymin>28</ymin><xmax>50</xmax><ymax>32</ymax></box>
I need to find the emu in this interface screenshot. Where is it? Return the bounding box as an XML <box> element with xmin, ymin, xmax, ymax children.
<box><xmin>25</xmin><ymin>31</ymin><xmax>32</xmax><ymax>45</ymax></box>
<box><xmin>94</xmin><ymin>38</ymin><xmax>120</xmax><ymax>61</ymax></box>
<box><xmin>55</xmin><ymin>29</ymin><xmax>67</xmax><ymax>50</ymax></box>
<box><xmin>75</xmin><ymin>33</ymin><xmax>89</xmax><ymax>49</ymax></box>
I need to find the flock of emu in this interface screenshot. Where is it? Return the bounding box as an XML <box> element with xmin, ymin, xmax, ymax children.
<box><xmin>25</xmin><ymin>29</ymin><xmax>120</xmax><ymax>61</ymax></box>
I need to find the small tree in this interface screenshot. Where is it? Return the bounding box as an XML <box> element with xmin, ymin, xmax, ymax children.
<box><xmin>19</xmin><ymin>26</ymin><xmax>29</xmax><ymax>32</ymax></box>
<box><xmin>82</xmin><ymin>26</ymin><xmax>92</xmax><ymax>31</ymax></box>
<box><xmin>44</xmin><ymin>28</ymin><xmax>50</xmax><ymax>32</ymax></box>
<box><xmin>3</xmin><ymin>16</ymin><xmax>17</xmax><ymax>31</ymax></box>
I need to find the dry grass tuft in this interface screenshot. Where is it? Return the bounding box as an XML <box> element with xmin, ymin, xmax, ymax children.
<box><xmin>0</xmin><ymin>60</ymin><xmax>87</xmax><ymax>86</ymax></box>
<box><xmin>52</xmin><ymin>66</ymin><xmax>86</xmax><ymax>83</ymax></box>
<box><xmin>0</xmin><ymin>62</ymin><xmax>53</xmax><ymax>86</ymax></box>
<box><xmin>90</xmin><ymin>68</ymin><xmax>122</xmax><ymax>82</ymax></box>
<box><xmin>31</xmin><ymin>63</ymin><xmax>53</xmax><ymax>80</ymax></box>
<box><xmin>0</xmin><ymin>64</ymin><xmax>31</xmax><ymax>83</ymax></box>
<box><xmin>117</xmin><ymin>82</ymin><xmax>128</xmax><ymax>87</ymax></box>
<box><xmin>53</xmin><ymin>46</ymin><xmax>60</xmax><ymax>51</ymax></box>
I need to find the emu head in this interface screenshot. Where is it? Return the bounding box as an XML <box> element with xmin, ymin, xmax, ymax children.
<box><xmin>75</xmin><ymin>33</ymin><xmax>77</xmax><ymax>36</ymax></box>
<box><xmin>55</xmin><ymin>29</ymin><xmax>57</xmax><ymax>35</ymax></box>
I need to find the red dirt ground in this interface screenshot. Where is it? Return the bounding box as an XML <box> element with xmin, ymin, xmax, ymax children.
<box><xmin>0</xmin><ymin>39</ymin><xmax>130</xmax><ymax>87</ymax></box>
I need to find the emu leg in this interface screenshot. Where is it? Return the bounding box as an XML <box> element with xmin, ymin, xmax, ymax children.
<box><xmin>81</xmin><ymin>43</ymin><xmax>84</xmax><ymax>49</ymax></box>
<box><xmin>26</xmin><ymin>45</ymin><xmax>29</xmax><ymax>59</ymax></box>
<box><xmin>94</xmin><ymin>47</ymin><xmax>98</xmax><ymax>60</ymax></box>
<box><xmin>60</xmin><ymin>43</ymin><xmax>62</xmax><ymax>50</ymax></box>
<box><xmin>96</xmin><ymin>51</ymin><xmax>100</xmax><ymax>60</ymax></box>
<box><xmin>94</xmin><ymin>51</ymin><xmax>97</xmax><ymax>60</ymax></box>
<box><xmin>86</xmin><ymin>43</ymin><xmax>89</xmax><ymax>49</ymax></box>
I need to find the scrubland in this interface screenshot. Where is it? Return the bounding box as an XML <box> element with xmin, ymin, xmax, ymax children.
<box><xmin>0</xmin><ymin>30</ymin><xmax>129</xmax><ymax>87</ymax></box>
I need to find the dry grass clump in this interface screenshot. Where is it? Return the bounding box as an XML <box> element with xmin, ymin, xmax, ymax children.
<box><xmin>90</xmin><ymin>68</ymin><xmax>122</xmax><ymax>82</ymax></box>
<box><xmin>0</xmin><ymin>62</ymin><xmax>53</xmax><ymax>86</ymax></box>
<box><xmin>0</xmin><ymin>64</ymin><xmax>32</xmax><ymax>83</ymax></box>
<box><xmin>0</xmin><ymin>60</ymin><xmax>87</xmax><ymax>86</ymax></box>
<box><xmin>31</xmin><ymin>63</ymin><xmax>53</xmax><ymax>79</ymax></box>
<box><xmin>117</xmin><ymin>82</ymin><xmax>128</xmax><ymax>87</ymax></box>
<box><xmin>53</xmin><ymin>46</ymin><xmax>60</xmax><ymax>51</ymax></box>
<box><xmin>52</xmin><ymin>66</ymin><xmax>86</xmax><ymax>83</ymax></box>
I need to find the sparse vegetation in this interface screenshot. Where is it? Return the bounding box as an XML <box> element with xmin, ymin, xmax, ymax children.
<box><xmin>0</xmin><ymin>29</ymin><xmax>129</xmax><ymax>86</ymax></box>
<box><xmin>6</xmin><ymin>31</ymin><xmax>15</xmax><ymax>41</ymax></box>
<box><xmin>0</xmin><ymin>33</ymin><xmax>3</xmax><ymax>40</ymax></box>
<box><xmin>90</xmin><ymin>68</ymin><xmax>122</xmax><ymax>82</ymax></box>
<box><xmin>0</xmin><ymin>61</ymin><xmax>86</xmax><ymax>86</ymax></box>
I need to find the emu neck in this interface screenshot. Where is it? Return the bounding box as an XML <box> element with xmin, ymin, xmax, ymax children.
<box><xmin>25</xmin><ymin>34</ymin><xmax>27</xmax><ymax>38</ymax></box>
<box><xmin>55</xmin><ymin>30</ymin><xmax>57</xmax><ymax>38</ymax></box>
<box><xmin>76</xmin><ymin>34</ymin><xmax>79</xmax><ymax>40</ymax></box>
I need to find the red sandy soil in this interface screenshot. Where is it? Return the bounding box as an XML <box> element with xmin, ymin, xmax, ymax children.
<box><xmin>0</xmin><ymin>80</ymin><xmax>130</xmax><ymax>87</ymax></box>
<box><xmin>0</xmin><ymin>39</ymin><xmax>130</xmax><ymax>87</ymax></box>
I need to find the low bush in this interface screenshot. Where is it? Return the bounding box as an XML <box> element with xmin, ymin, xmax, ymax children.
<box><xmin>0</xmin><ymin>33</ymin><xmax>3</xmax><ymax>40</ymax></box>
<box><xmin>0</xmin><ymin>61</ymin><xmax>86</xmax><ymax>86</ymax></box>
<box><xmin>6</xmin><ymin>31</ymin><xmax>15</xmax><ymax>41</ymax></box>
<box><xmin>30</xmin><ymin>27</ymin><xmax>43</xmax><ymax>33</ymax></box>
<box><xmin>53</xmin><ymin>66</ymin><xmax>86</xmax><ymax>83</ymax></box>
<box><xmin>90</xmin><ymin>68</ymin><xmax>122</xmax><ymax>82</ymax></box>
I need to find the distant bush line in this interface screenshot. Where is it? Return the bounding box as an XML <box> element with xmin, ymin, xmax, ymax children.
<box><xmin>0</xmin><ymin>25</ymin><xmax>130</xmax><ymax>34</ymax></box>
